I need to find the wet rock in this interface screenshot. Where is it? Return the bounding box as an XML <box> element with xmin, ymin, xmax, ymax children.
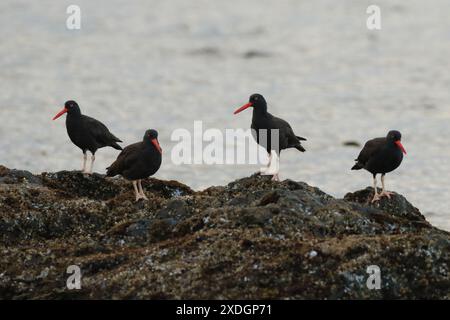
<box><xmin>155</xmin><ymin>199</ymin><xmax>191</xmax><ymax>221</ymax></box>
<box><xmin>344</xmin><ymin>187</ymin><xmax>429</xmax><ymax>223</ymax></box>
<box><xmin>42</xmin><ymin>171</ymin><xmax>120</xmax><ymax>200</ymax></box>
<box><xmin>238</xmin><ymin>207</ymin><xmax>273</xmax><ymax>227</ymax></box>
<box><xmin>141</xmin><ymin>178</ymin><xmax>193</xmax><ymax>199</ymax></box>
<box><xmin>124</xmin><ymin>218</ymin><xmax>177</xmax><ymax>242</ymax></box>
<box><xmin>0</xmin><ymin>166</ymin><xmax>41</xmax><ymax>184</ymax></box>
<box><xmin>258</xmin><ymin>191</ymin><xmax>280</xmax><ymax>206</ymax></box>
<box><xmin>0</xmin><ymin>166</ymin><xmax>448</xmax><ymax>299</ymax></box>
<box><xmin>125</xmin><ymin>219</ymin><xmax>153</xmax><ymax>239</ymax></box>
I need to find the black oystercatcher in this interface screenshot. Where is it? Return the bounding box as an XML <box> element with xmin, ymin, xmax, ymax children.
<box><xmin>234</xmin><ymin>94</ymin><xmax>306</xmax><ymax>181</ymax></box>
<box><xmin>352</xmin><ymin>130</ymin><xmax>407</xmax><ymax>203</ymax></box>
<box><xmin>106</xmin><ymin>129</ymin><xmax>162</xmax><ymax>201</ymax></box>
<box><xmin>52</xmin><ymin>100</ymin><xmax>123</xmax><ymax>174</ymax></box>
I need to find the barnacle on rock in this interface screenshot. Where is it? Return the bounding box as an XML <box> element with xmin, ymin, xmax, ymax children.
<box><xmin>0</xmin><ymin>168</ymin><xmax>448</xmax><ymax>299</ymax></box>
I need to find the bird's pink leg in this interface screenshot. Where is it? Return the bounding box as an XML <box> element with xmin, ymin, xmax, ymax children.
<box><xmin>87</xmin><ymin>154</ymin><xmax>95</xmax><ymax>174</ymax></box>
<box><xmin>133</xmin><ymin>181</ymin><xmax>142</xmax><ymax>202</ymax></box>
<box><xmin>260</xmin><ymin>153</ymin><xmax>272</xmax><ymax>174</ymax></box>
<box><xmin>380</xmin><ymin>174</ymin><xmax>394</xmax><ymax>199</ymax></box>
<box><xmin>371</xmin><ymin>176</ymin><xmax>381</xmax><ymax>203</ymax></box>
<box><xmin>81</xmin><ymin>153</ymin><xmax>87</xmax><ymax>173</ymax></box>
<box><xmin>262</xmin><ymin>151</ymin><xmax>280</xmax><ymax>181</ymax></box>
<box><xmin>138</xmin><ymin>180</ymin><xmax>149</xmax><ymax>200</ymax></box>
<box><xmin>271</xmin><ymin>173</ymin><xmax>280</xmax><ymax>181</ymax></box>
<box><xmin>265</xmin><ymin>151</ymin><xmax>279</xmax><ymax>175</ymax></box>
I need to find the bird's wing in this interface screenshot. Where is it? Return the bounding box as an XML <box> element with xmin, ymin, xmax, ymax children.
<box><xmin>269</xmin><ymin>114</ymin><xmax>306</xmax><ymax>144</ymax></box>
<box><xmin>355</xmin><ymin>137</ymin><xmax>386</xmax><ymax>165</ymax></box>
<box><xmin>269</xmin><ymin>114</ymin><xmax>292</xmax><ymax>130</ymax></box>
<box><xmin>117</xmin><ymin>142</ymin><xmax>142</xmax><ymax>161</ymax></box>
<box><xmin>107</xmin><ymin>142</ymin><xmax>142</xmax><ymax>175</ymax></box>
<box><xmin>82</xmin><ymin>115</ymin><xmax>122</xmax><ymax>143</ymax></box>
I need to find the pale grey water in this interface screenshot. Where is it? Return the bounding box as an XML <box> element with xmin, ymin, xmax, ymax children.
<box><xmin>0</xmin><ymin>0</ymin><xmax>449</xmax><ymax>231</ymax></box>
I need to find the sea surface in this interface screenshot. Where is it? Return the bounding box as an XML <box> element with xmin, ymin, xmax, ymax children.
<box><xmin>0</xmin><ymin>0</ymin><xmax>449</xmax><ymax>231</ymax></box>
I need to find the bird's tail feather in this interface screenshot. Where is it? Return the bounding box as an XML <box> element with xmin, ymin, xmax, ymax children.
<box><xmin>110</xmin><ymin>142</ymin><xmax>123</xmax><ymax>150</ymax></box>
<box><xmin>297</xmin><ymin>136</ymin><xmax>307</xmax><ymax>141</ymax></box>
<box><xmin>106</xmin><ymin>165</ymin><xmax>118</xmax><ymax>177</ymax></box>
<box><xmin>351</xmin><ymin>162</ymin><xmax>363</xmax><ymax>170</ymax></box>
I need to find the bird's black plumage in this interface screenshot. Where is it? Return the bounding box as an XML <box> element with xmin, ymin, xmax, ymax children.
<box><xmin>53</xmin><ymin>100</ymin><xmax>122</xmax><ymax>154</ymax></box>
<box><xmin>352</xmin><ymin>130</ymin><xmax>405</xmax><ymax>175</ymax></box>
<box><xmin>234</xmin><ymin>94</ymin><xmax>306</xmax><ymax>154</ymax></box>
<box><xmin>106</xmin><ymin>129</ymin><xmax>162</xmax><ymax>181</ymax></box>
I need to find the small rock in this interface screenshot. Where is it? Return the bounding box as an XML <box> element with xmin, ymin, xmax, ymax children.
<box><xmin>308</xmin><ymin>250</ymin><xmax>318</xmax><ymax>258</ymax></box>
<box><xmin>342</xmin><ymin>141</ymin><xmax>361</xmax><ymax>147</ymax></box>
<box><xmin>243</xmin><ymin>50</ymin><xmax>272</xmax><ymax>59</ymax></box>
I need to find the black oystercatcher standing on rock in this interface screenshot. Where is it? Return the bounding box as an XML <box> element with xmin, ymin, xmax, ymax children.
<box><xmin>106</xmin><ymin>129</ymin><xmax>162</xmax><ymax>201</ymax></box>
<box><xmin>234</xmin><ymin>94</ymin><xmax>306</xmax><ymax>181</ymax></box>
<box><xmin>52</xmin><ymin>100</ymin><xmax>123</xmax><ymax>174</ymax></box>
<box><xmin>352</xmin><ymin>130</ymin><xmax>407</xmax><ymax>203</ymax></box>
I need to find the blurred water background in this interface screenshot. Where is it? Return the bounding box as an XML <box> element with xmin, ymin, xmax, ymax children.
<box><xmin>0</xmin><ymin>0</ymin><xmax>449</xmax><ymax>231</ymax></box>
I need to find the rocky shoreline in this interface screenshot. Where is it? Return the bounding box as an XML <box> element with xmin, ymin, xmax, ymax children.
<box><xmin>0</xmin><ymin>165</ymin><xmax>448</xmax><ymax>299</ymax></box>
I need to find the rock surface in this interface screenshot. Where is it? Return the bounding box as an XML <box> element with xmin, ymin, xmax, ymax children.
<box><xmin>0</xmin><ymin>165</ymin><xmax>448</xmax><ymax>299</ymax></box>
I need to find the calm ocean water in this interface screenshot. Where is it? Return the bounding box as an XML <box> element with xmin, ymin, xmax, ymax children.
<box><xmin>0</xmin><ymin>0</ymin><xmax>449</xmax><ymax>231</ymax></box>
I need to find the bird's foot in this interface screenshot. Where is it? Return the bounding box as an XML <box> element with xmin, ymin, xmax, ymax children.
<box><xmin>371</xmin><ymin>193</ymin><xmax>381</xmax><ymax>203</ymax></box>
<box><xmin>271</xmin><ymin>173</ymin><xmax>280</xmax><ymax>182</ymax></box>
<box><xmin>259</xmin><ymin>167</ymin><xmax>269</xmax><ymax>174</ymax></box>
<box><xmin>264</xmin><ymin>169</ymin><xmax>278</xmax><ymax>175</ymax></box>
<box><xmin>135</xmin><ymin>194</ymin><xmax>148</xmax><ymax>202</ymax></box>
<box><xmin>140</xmin><ymin>193</ymin><xmax>149</xmax><ymax>201</ymax></box>
<box><xmin>380</xmin><ymin>191</ymin><xmax>395</xmax><ymax>199</ymax></box>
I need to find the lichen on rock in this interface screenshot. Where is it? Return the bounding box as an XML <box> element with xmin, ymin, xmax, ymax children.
<box><xmin>0</xmin><ymin>168</ymin><xmax>448</xmax><ymax>299</ymax></box>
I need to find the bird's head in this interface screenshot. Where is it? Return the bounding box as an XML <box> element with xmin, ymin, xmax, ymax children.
<box><xmin>144</xmin><ymin>129</ymin><xmax>162</xmax><ymax>154</ymax></box>
<box><xmin>387</xmin><ymin>130</ymin><xmax>406</xmax><ymax>154</ymax></box>
<box><xmin>52</xmin><ymin>100</ymin><xmax>81</xmax><ymax>120</ymax></box>
<box><xmin>234</xmin><ymin>93</ymin><xmax>267</xmax><ymax>115</ymax></box>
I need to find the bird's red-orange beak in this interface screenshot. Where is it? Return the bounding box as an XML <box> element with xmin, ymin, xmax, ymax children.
<box><xmin>52</xmin><ymin>108</ymin><xmax>68</xmax><ymax>120</ymax></box>
<box><xmin>151</xmin><ymin>138</ymin><xmax>162</xmax><ymax>154</ymax></box>
<box><xmin>233</xmin><ymin>102</ymin><xmax>253</xmax><ymax>115</ymax></box>
<box><xmin>395</xmin><ymin>140</ymin><xmax>407</xmax><ymax>155</ymax></box>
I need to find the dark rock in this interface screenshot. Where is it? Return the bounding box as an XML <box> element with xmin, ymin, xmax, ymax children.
<box><xmin>238</xmin><ymin>207</ymin><xmax>273</xmax><ymax>227</ymax></box>
<box><xmin>155</xmin><ymin>199</ymin><xmax>191</xmax><ymax>221</ymax></box>
<box><xmin>0</xmin><ymin>166</ymin><xmax>448</xmax><ymax>299</ymax></box>
<box><xmin>258</xmin><ymin>191</ymin><xmax>280</xmax><ymax>206</ymax></box>
<box><xmin>141</xmin><ymin>178</ymin><xmax>194</xmax><ymax>199</ymax></box>
<box><xmin>41</xmin><ymin>171</ymin><xmax>120</xmax><ymax>200</ymax></box>
<box><xmin>187</xmin><ymin>47</ymin><xmax>222</xmax><ymax>57</ymax></box>
<box><xmin>243</xmin><ymin>50</ymin><xmax>272</xmax><ymax>59</ymax></box>
<box><xmin>344</xmin><ymin>187</ymin><xmax>428</xmax><ymax>223</ymax></box>
<box><xmin>125</xmin><ymin>219</ymin><xmax>153</xmax><ymax>239</ymax></box>
<box><xmin>342</xmin><ymin>141</ymin><xmax>361</xmax><ymax>147</ymax></box>
<box><xmin>0</xmin><ymin>166</ymin><xmax>41</xmax><ymax>184</ymax></box>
